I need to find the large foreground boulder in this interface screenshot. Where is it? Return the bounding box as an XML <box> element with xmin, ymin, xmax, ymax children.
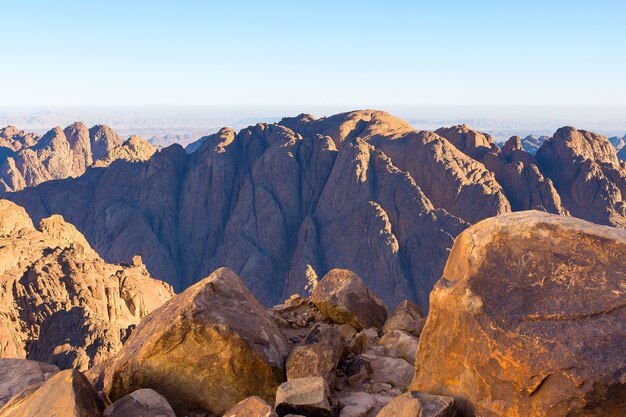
<box><xmin>311</xmin><ymin>269</ymin><xmax>387</xmax><ymax>330</ymax></box>
<box><xmin>104</xmin><ymin>268</ymin><xmax>289</xmax><ymax>416</ymax></box>
<box><xmin>412</xmin><ymin>211</ymin><xmax>626</xmax><ymax>417</ymax></box>
<box><xmin>0</xmin><ymin>369</ymin><xmax>104</xmax><ymax>417</ymax></box>
<box><xmin>0</xmin><ymin>359</ymin><xmax>59</xmax><ymax>408</ymax></box>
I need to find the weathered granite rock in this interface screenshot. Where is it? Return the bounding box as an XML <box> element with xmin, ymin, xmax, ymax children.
<box><xmin>0</xmin><ymin>359</ymin><xmax>59</xmax><ymax>408</ymax></box>
<box><xmin>0</xmin><ymin>369</ymin><xmax>104</xmax><ymax>417</ymax></box>
<box><xmin>436</xmin><ymin>126</ymin><xmax>565</xmax><ymax>215</ymax></box>
<box><xmin>536</xmin><ymin>126</ymin><xmax>626</xmax><ymax>227</ymax></box>
<box><xmin>223</xmin><ymin>396</ymin><xmax>278</xmax><ymax>417</ymax></box>
<box><xmin>376</xmin><ymin>391</ymin><xmax>456</xmax><ymax>417</ymax></box>
<box><xmin>286</xmin><ymin>323</ymin><xmax>344</xmax><ymax>389</ymax></box>
<box><xmin>0</xmin><ymin>123</ymin><xmax>158</xmax><ymax>193</ymax></box>
<box><xmin>104</xmin><ymin>268</ymin><xmax>289</xmax><ymax>416</ymax></box>
<box><xmin>368</xmin><ymin>356</ymin><xmax>413</xmax><ymax>390</ymax></box>
<box><xmin>382</xmin><ymin>300</ymin><xmax>425</xmax><ymax>337</ymax></box>
<box><xmin>311</xmin><ymin>269</ymin><xmax>387</xmax><ymax>330</ymax></box>
<box><xmin>337</xmin><ymin>392</ymin><xmax>375</xmax><ymax>417</ymax></box>
<box><xmin>413</xmin><ymin>211</ymin><xmax>626</xmax><ymax>417</ymax></box>
<box><xmin>103</xmin><ymin>388</ymin><xmax>175</xmax><ymax>417</ymax></box>
<box><xmin>275</xmin><ymin>377</ymin><xmax>332</xmax><ymax>417</ymax></box>
<box><xmin>93</xmin><ymin>135</ymin><xmax>156</xmax><ymax>168</ymax></box>
<box><xmin>379</xmin><ymin>330</ymin><xmax>419</xmax><ymax>364</ymax></box>
<box><xmin>0</xmin><ymin>199</ymin><xmax>173</xmax><ymax>369</ymax></box>
<box><xmin>8</xmin><ymin>111</ymin><xmax>471</xmax><ymax>311</ymax></box>
<box><xmin>9</xmin><ymin>111</ymin><xmax>626</xmax><ymax>316</ymax></box>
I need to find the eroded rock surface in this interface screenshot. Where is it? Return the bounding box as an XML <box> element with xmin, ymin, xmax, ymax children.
<box><xmin>412</xmin><ymin>211</ymin><xmax>626</xmax><ymax>417</ymax></box>
<box><xmin>536</xmin><ymin>126</ymin><xmax>626</xmax><ymax>227</ymax></box>
<box><xmin>376</xmin><ymin>391</ymin><xmax>456</xmax><ymax>417</ymax></box>
<box><xmin>0</xmin><ymin>369</ymin><xmax>104</xmax><ymax>417</ymax></box>
<box><xmin>103</xmin><ymin>388</ymin><xmax>176</xmax><ymax>417</ymax></box>
<box><xmin>0</xmin><ymin>123</ymin><xmax>155</xmax><ymax>193</ymax></box>
<box><xmin>0</xmin><ymin>359</ymin><xmax>59</xmax><ymax>408</ymax></box>
<box><xmin>223</xmin><ymin>396</ymin><xmax>278</xmax><ymax>417</ymax></box>
<box><xmin>8</xmin><ymin>111</ymin><xmax>626</xmax><ymax>315</ymax></box>
<box><xmin>311</xmin><ymin>269</ymin><xmax>387</xmax><ymax>331</ymax></box>
<box><xmin>0</xmin><ymin>199</ymin><xmax>173</xmax><ymax>370</ymax></box>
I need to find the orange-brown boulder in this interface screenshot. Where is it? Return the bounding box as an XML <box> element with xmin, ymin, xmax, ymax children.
<box><xmin>103</xmin><ymin>267</ymin><xmax>289</xmax><ymax>416</ymax></box>
<box><xmin>412</xmin><ymin>211</ymin><xmax>626</xmax><ymax>417</ymax></box>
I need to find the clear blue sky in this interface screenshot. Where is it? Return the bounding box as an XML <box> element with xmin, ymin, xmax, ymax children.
<box><xmin>2</xmin><ymin>0</ymin><xmax>625</xmax><ymax>106</ymax></box>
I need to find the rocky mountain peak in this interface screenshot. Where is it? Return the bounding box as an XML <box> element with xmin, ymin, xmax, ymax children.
<box><xmin>546</xmin><ymin>126</ymin><xmax>620</xmax><ymax>166</ymax></box>
<box><xmin>435</xmin><ymin>124</ymin><xmax>496</xmax><ymax>160</ymax></box>
<box><xmin>0</xmin><ymin>123</ymin><xmax>158</xmax><ymax>193</ymax></box>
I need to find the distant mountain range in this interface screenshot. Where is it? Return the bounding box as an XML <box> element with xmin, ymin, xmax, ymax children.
<box><xmin>0</xmin><ymin>123</ymin><xmax>156</xmax><ymax>193</ymax></box>
<box><xmin>3</xmin><ymin>110</ymin><xmax>626</xmax><ymax>310</ymax></box>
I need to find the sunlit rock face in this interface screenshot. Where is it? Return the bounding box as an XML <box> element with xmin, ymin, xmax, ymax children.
<box><xmin>0</xmin><ymin>123</ymin><xmax>155</xmax><ymax>193</ymax></box>
<box><xmin>536</xmin><ymin>126</ymin><xmax>626</xmax><ymax>228</ymax></box>
<box><xmin>412</xmin><ymin>211</ymin><xmax>626</xmax><ymax>417</ymax></box>
<box><xmin>0</xmin><ymin>199</ymin><xmax>173</xmax><ymax>370</ymax></box>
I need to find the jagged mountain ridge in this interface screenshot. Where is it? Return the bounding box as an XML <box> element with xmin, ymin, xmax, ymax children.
<box><xmin>0</xmin><ymin>123</ymin><xmax>156</xmax><ymax>193</ymax></box>
<box><xmin>6</xmin><ymin>110</ymin><xmax>626</xmax><ymax>310</ymax></box>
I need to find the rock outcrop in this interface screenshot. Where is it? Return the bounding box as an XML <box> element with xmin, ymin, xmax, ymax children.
<box><xmin>92</xmin><ymin>135</ymin><xmax>156</xmax><ymax>168</ymax></box>
<box><xmin>275</xmin><ymin>377</ymin><xmax>332</xmax><ymax>417</ymax></box>
<box><xmin>382</xmin><ymin>300</ymin><xmax>425</xmax><ymax>337</ymax></box>
<box><xmin>0</xmin><ymin>359</ymin><xmax>59</xmax><ymax>408</ymax></box>
<box><xmin>376</xmin><ymin>392</ymin><xmax>457</xmax><ymax>417</ymax></box>
<box><xmin>0</xmin><ymin>123</ymin><xmax>155</xmax><ymax>193</ymax></box>
<box><xmin>516</xmin><ymin>135</ymin><xmax>549</xmax><ymax>155</ymax></box>
<box><xmin>0</xmin><ymin>199</ymin><xmax>173</xmax><ymax>370</ymax></box>
<box><xmin>1</xmin><ymin>266</ymin><xmax>430</xmax><ymax>416</ymax></box>
<box><xmin>436</xmin><ymin>125</ymin><xmax>565</xmax><ymax>214</ymax></box>
<box><xmin>103</xmin><ymin>267</ymin><xmax>289</xmax><ymax>417</ymax></box>
<box><xmin>537</xmin><ymin>126</ymin><xmax>626</xmax><ymax>227</ymax></box>
<box><xmin>311</xmin><ymin>269</ymin><xmax>387</xmax><ymax>330</ymax></box>
<box><xmin>412</xmin><ymin>211</ymin><xmax>626</xmax><ymax>417</ymax></box>
<box><xmin>223</xmin><ymin>396</ymin><xmax>278</xmax><ymax>417</ymax></box>
<box><xmin>0</xmin><ymin>369</ymin><xmax>104</xmax><ymax>417</ymax></box>
<box><xmin>608</xmin><ymin>135</ymin><xmax>626</xmax><ymax>153</ymax></box>
<box><xmin>103</xmin><ymin>389</ymin><xmax>176</xmax><ymax>417</ymax></box>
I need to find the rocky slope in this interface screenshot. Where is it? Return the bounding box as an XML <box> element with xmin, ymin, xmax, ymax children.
<box><xmin>435</xmin><ymin>125</ymin><xmax>565</xmax><ymax>213</ymax></box>
<box><xmin>0</xmin><ymin>212</ymin><xmax>624</xmax><ymax>416</ymax></box>
<box><xmin>8</xmin><ymin>111</ymin><xmax>475</xmax><ymax>309</ymax></box>
<box><xmin>0</xmin><ymin>123</ymin><xmax>156</xmax><ymax>193</ymax></box>
<box><xmin>0</xmin><ymin>200</ymin><xmax>173</xmax><ymax>370</ymax></box>
<box><xmin>1</xmin><ymin>267</ymin><xmax>453</xmax><ymax>417</ymax></box>
<box><xmin>6</xmin><ymin>111</ymin><xmax>626</xmax><ymax>311</ymax></box>
<box><xmin>412</xmin><ymin>211</ymin><xmax>626</xmax><ymax>416</ymax></box>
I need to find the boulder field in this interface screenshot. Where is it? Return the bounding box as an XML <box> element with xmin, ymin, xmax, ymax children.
<box><xmin>0</xmin><ymin>207</ymin><xmax>624</xmax><ymax>417</ymax></box>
